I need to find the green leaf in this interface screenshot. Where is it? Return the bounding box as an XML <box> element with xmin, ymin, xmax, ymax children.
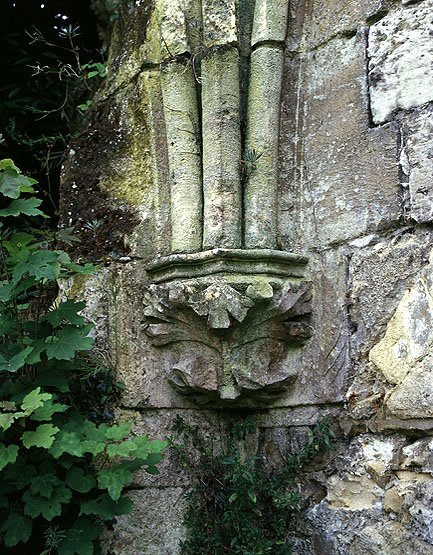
<box><xmin>0</xmin><ymin>158</ymin><xmax>19</xmax><ymax>171</ymax></box>
<box><xmin>143</xmin><ymin>452</ymin><xmax>164</xmax><ymax>466</ymax></box>
<box><xmin>49</xmin><ymin>419</ymin><xmax>106</xmax><ymax>458</ymax></box>
<box><xmin>56</xmin><ymin>227</ymin><xmax>81</xmax><ymax>245</ymax></box>
<box><xmin>66</xmin><ymin>467</ymin><xmax>96</xmax><ymax>493</ymax></box>
<box><xmin>21</xmin><ymin>387</ymin><xmax>52</xmax><ymax>414</ymax></box>
<box><xmin>0</xmin><ymin>413</ymin><xmax>15</xmax><ymax>431</ymax></box>
<box><xmin>0</xmin><ymin>346</ymin><xmax>33</xmax><ymax>372</ymax></box>
<box><xmin>144</xmin><ymin>465</ymin><xmax>159</xmax><ymax>475</ymax></box>
<box><xmin>0</xmin><ymin>401</ymin><xmax>16</xmax><ymax>411</ymax></box>
<box><xmin>46</xmin><ymin>326</ymin><xmax>94</xmax><ymax>360</ymax></box>
<box><xmin>24</xmin><ymin>339</ymin><xmax>48</xmax><ymax>365</ymax></box>
<box><xmin>0</xmin><ymin>167</ymin><xmax>35</xmax><ymax>198</ymax></box>
<box><xmin>30</xmin><ymin>472</ymin><xmax>62</xmax><ymax>498</ymax></box>
<box><xmin>103</xmin><ymin>422</ymin><xmax>131</xmax><ymax>441</ymax></box>
<box><xmin>43</xmin><ymin>299</ymin><xmax>85</xmax><ymax>326</ymax></box>
<box><xmin>147</xmin><ymin>438</ymin><xmax>168</xmax><ymax>453</ymax></box>
<box><xmin>106</xmin><ymin>440</ymin><xmax>137</xmax><ymax>458</ymax></box>
<box><xmin>22</xmin><ymin>485</ymin><xmax>72</xmax><ymax>521</ymax></box>
<box><xmin>0</xmin><ymin>283</ymin><xmax>14</xmax><ymax>301</ymax></box>
<box><xmin>0</xmin><ymin>197</ymin><xmax>48</xmax><ymax>218</ymax></box>
<box><xmin>0</xmin><ymin>513</ymin><xmax>32</xmax><ymax>547</ymax></box>
<box><xmin>4</xmin><ymin>459</ymin><xmax>36</xmax><ymax>489</ymax></box>
<box><xmin>248</xmin><ymin>490</ymin><xmax>257</xmax><ymax>503</ymax></box>
<box><xmin>31</xmin><ymin>399</ymin><xmax>68</xmax><ymax>421</ymax></box>
<box><xmin>229</xmin><ymin>493</ymin><xmax>238</xmax><ymax>503</ymax></box>
<box><xmin>97</xmin><ymin>464</ymin><xmax>133</xmax><ymax>500</ymax></box>
<box><xmin>0</xmin><ymin>443</ymin><xmax>18</xmax><ymax>470</ymax></box>
<box><xmin>57</xmin><ymin>518</ymin><xmax>100</xmax><ymax>555</ymax></box>
<box><xmin>33</xmin><ymin>368</ymin><xmax>70</xmax><ymax>392</ymax></box>
<box><xmin>13</xmin><ymin>249</ymin><xmax>60</xmax><ymax>283</ymax></box>
<box><xmin>80</xmin><ymin>494</ymin><xmax>132</xmax><ymax>519</ymax></box>
<box><xmin>22</xmin><ymin>423</ymin><xmax>59</xmax><ymax>448</ymax></box>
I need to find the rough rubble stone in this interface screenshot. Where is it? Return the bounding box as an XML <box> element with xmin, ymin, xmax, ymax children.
<box><xmin>368</xmin><ymin>0</ymin><xmax>433</xmax><ymax>124</ymax></box>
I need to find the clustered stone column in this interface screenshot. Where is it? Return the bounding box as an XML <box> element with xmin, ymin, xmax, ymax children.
<box><xmin>158</xmin><ymin>0</ymin><xmax>287</xmax><ymax>253</ymax></box>
<box><xmin>142</xmin><ymin>0</ymin><xmax>312</xmax><ymax>402</ymax></box>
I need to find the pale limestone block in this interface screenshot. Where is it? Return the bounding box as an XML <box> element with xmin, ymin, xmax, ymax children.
<box><xmin>202</xmin><ymin>0</ymin><xmax>237</xmax><ymax>46</ymax></box>
<box><xmin>296</xmin><ymin>35</ymin><xmax>400</xmax><ymax>247</ymax></box>
<box><xmin>384</xmin><ymin>486</ymin><xmax>404</xmax><ymax>513</ymax></box>
<box><xmin>161</xmin><ymin>61</ymin><xmax>203</xmax><ymax>253</ymax></box>
<box><xmin>369</xmin><ymin>251</ymin><xmax>433</xmax><ymax>385</ymax></box>
<box><xmin>201</xmin><ymin>47</ymin><xmax>242</xmax><ymax>248</ymax></box>
<box><xmin>245</xmin><ymin>45</ymin><xmax>283</xmax><ymax>248</ymax></box>
<box><xmin>349</xmin><ymin>522</ymin><xmax>433</xmax><ymax>555</ymax></box>
<box><xmin>349</xmin><ymin>231</ymin><xmax>431</xmax><ymax>357</ymax></box>
<box><xmin>326</xmin><ymin>473</ymin><xmax>382</xmax><ymax>509</ymax></box>
<box><xmin>404</xmin><ymin>110</ymin><xmax>433</xmax><ymax>223</ymax></box>
<box><xmin>386</xmin><ymin>357</ymin><xmax>433</xmax><ymax>418</ymax></box>
<box><xmin>368</xmin><ymin>0</ymin><xmax>433</xmax><ymax>123</ymax></box>
<box><xmin>251</xmin><ymin>0</ymin><xmax>289</xmax><ymax>45</ymax></box>
<box><xmin>159</xmin><ymin>0</ymin><xmax>190</xmax><ymax>56</ymax></box>
<box><xmin>401</xmin><ymin>438</ymin><xmax>433</xmax><ymax>472</ymax></box>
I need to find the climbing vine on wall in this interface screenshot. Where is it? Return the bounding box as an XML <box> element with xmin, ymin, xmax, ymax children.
<box><xmin>170</xmin><ymin>415</ymin><xmax>336</xmax><ymax>555</ymax></box>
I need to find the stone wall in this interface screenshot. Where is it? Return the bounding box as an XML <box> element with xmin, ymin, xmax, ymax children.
<box><xmin>61</xmin><ymin>0</ymin><xmax>433</xmax><ymax>553</ymax></box>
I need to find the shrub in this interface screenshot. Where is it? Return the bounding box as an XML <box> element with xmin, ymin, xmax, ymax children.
<box><xmin>0</xmin><ymin>159</ymin><xmax>166</xmax><ymax>554</ymax></box>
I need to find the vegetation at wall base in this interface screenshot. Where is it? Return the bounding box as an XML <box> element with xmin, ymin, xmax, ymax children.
<box><xmin>0</xmin><ymin>160</ymin><xmax>167</xmax><ymax>554</ymax></box>
<box><xmin>170</xmin><ymin>415</ymin><xmax>335</xmax><ymax>555</ymax></box>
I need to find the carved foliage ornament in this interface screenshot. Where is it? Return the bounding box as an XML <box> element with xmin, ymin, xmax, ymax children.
<box><xmin>143</xmin><ymin>275</ymin><xmax>312</xmax><ymax>403</ymax></box>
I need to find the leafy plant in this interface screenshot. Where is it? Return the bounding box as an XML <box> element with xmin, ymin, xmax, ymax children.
<box><xmin>170</xmin><ymin>415</ymin><xmax>335</xmax><ymax>555</ymax></box>
<box><xmin>0</xmin><ymin>160</ymin><xmax>167</xmax><ymax>553</ymax></box>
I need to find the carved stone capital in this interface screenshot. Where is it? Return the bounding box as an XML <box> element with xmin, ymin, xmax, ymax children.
<box><xmin>143</xmin><ymin>249</ymin><xmax>312</xmax><ymax>404</ymax></box>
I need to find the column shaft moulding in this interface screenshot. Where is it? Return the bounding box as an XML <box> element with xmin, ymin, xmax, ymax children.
<box><xmin>141</xmin><ymin>0</ymin><xmax>312</xmax><ymax>404</ymax></box>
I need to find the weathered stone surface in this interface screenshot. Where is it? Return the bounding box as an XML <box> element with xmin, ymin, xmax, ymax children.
<box><xmin>61</xmin><ymin>70</ymin><xmax>171</xmax><ymax>262</ymax></box>
<box><xmin>401</xmin><ymin>108</ymin><xmax>433</xmax><ymax>223</ymax></box>
<box><xmin>302</xmin><ymin>0</ymin><xmax>392</xmax><ymax>50</ymax></box>
<box><xmin>280</xmin><ymin>34</ymin><xmax>401</xmax><ymax>249</ymax></box>
<box><xmin>143</xmin><ymin>267</ymin><xmax>312</xmax><ymax>402</ymax></box>
<box><xmin>251</xmin><ymin>0</ymin><xmax>288</xmax><ymax>45</ymax></box>
<box><xmin>401</xmin><ymin>438</ymin><xmax>433</xmax><ymax>473</ymax></box>
<box><xmin>349</xmin><ymin>230</ymin><xmax>432</xmax><ymax>358</ymax></box>
<box><xmin>61</xmin><ymin>1</ymin><xmax>433</xmax><ymax>552</ymax></box>
<box><xmin>245</xmin><ymin>45</ymin><xmax>284</xmax><ymax>248</ymax></box>
<box><xmin>202</xmin><ymin>0</ymin><xmax>237</xmax><ymax>46</ymax></box>
<box><xmin>201</xmin><ymin>47</ymin><xmax>242</xmax><ymax>249</ymax></box>
<box><xmin>368</xmin><ymin>0</ymin><xmax>433</xmax><ymax>124</ymax></box>
<box><xmin>349</xmin><ymin>522</ymin><xmax>433</xmax><ymax>555</ymax></box>
<box><xmin>104</xmin><ymin>488</ymin><xmax>187</xmax><ymax>554</ymax></box>
<box><xmin>161</xmin><ymin>60</ymin><xmax>202</xmax><ymax>254</ymax></box>
<box><xmin>115</xmin><ymin>409</ymin><xmax>229</xmax><ymax>487</ymax></box>
<box><xmin>369</xmin><ymin>248</ymin><xmax>433</xmax><ymax>417</ymax></box>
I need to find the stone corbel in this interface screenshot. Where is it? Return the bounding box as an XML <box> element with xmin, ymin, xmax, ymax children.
<box><xmin>143</xmin><ymin>249</ymin><xmax>312</xmax><ymax>403</ymax></box>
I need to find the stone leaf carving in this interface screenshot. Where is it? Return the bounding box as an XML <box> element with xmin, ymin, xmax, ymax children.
<box><xmin>143</xmin><ymin>277</ymin><xmax>312</xmax><ymax>402</ymax></box>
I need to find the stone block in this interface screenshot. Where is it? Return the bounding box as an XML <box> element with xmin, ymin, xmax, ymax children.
<box><xmin>402</xmin><ymin>108</ymin><xmax>433</xmax><ymax>223</ymax></box>
<box><xmin>349</xmin><ymin>230</ymin><xmax>432</xmax><ymax>359</ymax></box>
<box><xmin>368</xmin><ymin>0</ymin><xmax>433</xmax><ymax>124</ymax></box>
<box><xmin>251</xmin><ymin>0</ymin><xmax>288</xmax><ymax>45</ymax></box>
<box><xmin>281</xmin><ymin>34</ymin><xmax>401</xmax><ymax>249</ymax></box>
<box><xmin>104</xmin><ymin>488</ymin><xmax>187</xmax><ymax>555</ymax></box>
<box><xmin>303</xmin><ymin>0</ymin><xmax>392</xmax><ymax>50</ymax></box>
<box><xmin>369</xmin><ymin>248</ymin><xmax>433</xmax><ymax>420</ymax></box>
